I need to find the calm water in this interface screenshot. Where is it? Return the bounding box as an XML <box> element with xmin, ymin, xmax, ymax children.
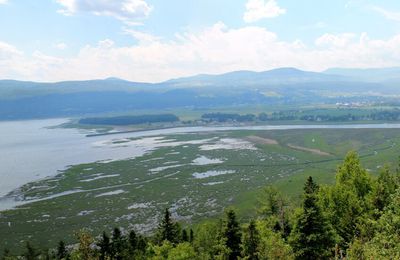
<box><xmin>1</xmin><ymin>118</ymin><xmax>400</xmax><ymax>199</ymax></box>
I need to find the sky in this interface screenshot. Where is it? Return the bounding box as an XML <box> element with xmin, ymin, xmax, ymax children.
<box><xmin>1</xmin><ymin>0</ymin><xmax>400</xmax><ymax>82</ymax></box>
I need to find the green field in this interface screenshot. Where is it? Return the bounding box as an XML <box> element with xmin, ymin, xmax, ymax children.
<box><xmin>1</xmin><ymin>128</ymin><xmax>400</xmax><ymax>252</ymax></box>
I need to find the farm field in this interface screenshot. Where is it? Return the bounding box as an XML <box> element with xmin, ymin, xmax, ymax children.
<box><xmin>1</xmin><ymin>128</ymin><xmax>400</xmax><ymax>251</ymax></box>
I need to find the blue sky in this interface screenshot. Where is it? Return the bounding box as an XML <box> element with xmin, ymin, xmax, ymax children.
<box><xmin>1</xmin><ymin>0</ymin><xmax>400</xmax><ymax>82</ymax></box>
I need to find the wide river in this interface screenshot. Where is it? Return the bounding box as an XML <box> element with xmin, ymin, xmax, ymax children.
<box><xmin>1</xmin><ymin>118</ymin><xmax>400</xmax><ymax>199</ymax></box>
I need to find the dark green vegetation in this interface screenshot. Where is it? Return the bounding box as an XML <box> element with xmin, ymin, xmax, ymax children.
<box><xmin>201</xmin><ymin>108</ymin><xmax>400</xmax><ymax>123</ymax></box>
<box><xmin>2</xmin><ymin>128</ymin><xmax>400</xmax><ymax>255</ymax></box>
<box><xmin>2</xmin><ymin>152</ymin><xmax>400</xmax><ymax>259</ymax></box>
<box><xmin>2</xmin><ymin>67</ymin><xmax>400</xmax><ymax>120</ymax></box>
<box><xmin>79</xmin><ymin>114</ymin><xmax>179</xmax><ymax>126</ymax></box>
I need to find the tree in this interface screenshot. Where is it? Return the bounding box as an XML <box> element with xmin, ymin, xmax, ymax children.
<box><xmin>224</xmin><ymin>209</ymin><xmax>242</xmax><ymax>260</ymax></box>
<box><xmin>23</xmin><ymin>242</ymin><xmax>40</xmax><ymax>260</ymax></box>
<box><xmin>347</xmin><ymin>188</ymin><xmax>400</xmax><ymax>259</ymax></box>
<box><xmin>74</xmin><ymin>230</ymin><xmax>94</xmax><ymax>260</ymax></box>
<box><xmin>128</xmin><ymin>229</ymin><xmax>137</xmax><ymax>254</ymax></box>
<box><xmin>290</xmin><ymin>176</ymin><xmax>337</xmax><ymax>259</ymax></box>
<box><xmin>193</xmin><ymin>220</ymin><xmax>230</xmax><ymax>259</ymax></box>
<box><xmin>56</xmin><ymin>240</ymin><xmax>68</xmax><ymax>260</ymax></box>
<box><xmin>167</xmin><ymin>243</ymin><xmax>196</xmax><ymax>260</ymax></box>
<box><xmin>181</xmin><ymin>229</ymin><xmax>189</xmax><ymax>242</ymax></box>
<box><xmin>319</xmin><ymin>152</ymin><xmax>373</xmax><ymax>248</ymax></box>
<box><xmin>1</xmin><ymin>249</ymin><xmax>12</xmax><ymax>260</ymax></box>
<box><xmin>97</xmin><ymin>232</ymin><xmax>111</xmax><ymax>260</ymax></box>
<box><xmin>111</xmin><ymin>227</ymin><xmax>126</xmax><ymax>260</ymax></box>
<box><xmin>189</xmin><ymin>229</ymin><xmax>194</xmax><ymax>244</ymax></box>
<box><xmin>136</xmin><ymin>235</ymin><xmax>147</xmax><ymax>254</ymax></box>
<box><xmin>257</xmin><ymin>220</ymin><xmax>294</xmax><ymax>260</ymax></box>
<box><xmin>371</xmin><ymin>166</ymin><xmax>398</xmax><ymax>215</ymax></box>
<box><xmin>241</xmin><ymin>220</ymin><xmax>260</xmax><ymax>260</ymax></box>
<box><xmin>258</xmin><ymin>186</ymin><xmax>291</xmax><ymax>238</ymax></box>
<box><xmin>158</xmin><ymin>208</ymin><xmax>180</xmax><ymax>244</ymax></box>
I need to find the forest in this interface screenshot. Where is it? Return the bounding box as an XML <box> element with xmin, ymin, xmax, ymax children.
<box><xmin>2</xmin><ymin>151</ymin><xmax>400</xmax><ymax>259</ymax></box>
<box><xmin>79</xmin><ymin>114</ymin><xmax>180</xmax><ymax>126</ymax></box>
<box><xmin>201</xmin><ymin>109</ymin><xmax>400</xmax><ymax>123</ymax></box>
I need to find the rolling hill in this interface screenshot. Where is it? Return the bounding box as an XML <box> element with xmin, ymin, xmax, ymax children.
<box><xmin>0</xmin><ymin>67</ymin><xmax>399</xmax><ymax>120</ymax></box>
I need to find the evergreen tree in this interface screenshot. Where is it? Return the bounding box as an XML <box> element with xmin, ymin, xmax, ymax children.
<box><xmin>56</xmin><ymin>240</ymin><xmax>68</xmax><ymax>260</ymax></box>
<box><xmin>128</xmin><ymin>229</ymin><xmax>137</xmax><ymax>254</ymax></box>
<box><xmin>290</xmin><ymin>176</ymin><xmax>337</xmax><ymax>259</ymax></box>
<box><xmin>136</xmin><ymin>235</ymin><xmax>147</xmax><ymax>254</ymax></box>
<box><xmin>1</xmin><ymin>249</ymin><xmax>11</xmax><ymax>260</ymax></box>
<box><xmin>189</xmin><ymin>229</ymin><xmax>194</xmax><ymax>244</ymax></box>
<box><xmin>97</xmin><ymin>231</ymin><xmax>111</xmax><ymax>260</ymax></box>
<box><xmin>158</xmin><ymin>208</ymin><xmax>179</xmax><ymax>244</ymax></box>
<box><xmin>241</xmin><ymin>220</ymin><xmax>260</xmax><ymax>260</ymax></box>
<box><xmin>181</xmin><ymin>229</ymin><xmax>189</xmax><ymax>242</ymax></box>
<box><xmin>224</xmin><ymin>209</ymin><xmax>242</xmax><ymax>260</ymax></box>
<box><xmin>111</xmin><ymin>227</ymin><xmax>126</xmax><ymax>260</ymax></box>
<box><xmin>23</xmin><ymin>242</ymin><xmax>40</xmax><ymax>260</ymax></box>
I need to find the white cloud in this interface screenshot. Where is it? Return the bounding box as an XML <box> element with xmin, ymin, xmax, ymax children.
<box><xmin>315</xmin><ymin>33</ymin><xmax>356</xmax><ymax>48</ymax></box>
<box><xmin>0</xmin><ymin>0</ymin><xmax>8</xmax><ymax>4</ymax></box>
<box><xmin>371</xmin><ymin>5</ymin><xmax>400</xmax><ymax>22</ymax></box>
<box><xmin>54</xmin><ymin>42</ymin><xmax>68</xmax><ymax>50</ymax></box>
<box><xmin>2</xmin><ymin>24</ymin><xmax>400</xmax><ymax>82</ymax></box>
<box><xmin>123</xmin><ymin>28</ymin><xmax>161</xmax><ymax>44</ymax></box>
<box><xmin>243</xmin><ymin>0</ymin><xmax>286</xmax><ymax>23</ymax></box>
<box><xmin>0</xmin><ymin>41</ymin><xmax>22</xmax><ymax>59</ymax></box>
<box><xmin>56</xmin><ymin>0</ymin><xmax>152</xmax><ymax>24</ymax></box>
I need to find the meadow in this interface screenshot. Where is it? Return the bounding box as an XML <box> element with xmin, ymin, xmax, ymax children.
<box><xmin>1</xmin><ymin>128</ymin><xmax>400</xmax><ymax>252</ymax></box>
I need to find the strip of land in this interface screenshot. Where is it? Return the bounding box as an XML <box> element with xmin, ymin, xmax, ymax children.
<box><xmin>246</xmin><ymin>135</ymin><xmax>279</xmax><ymax>145</ymax></box>
<box><xmin>287</xmin><ymin>144</ymin><xmax>331</xmax><ymax>156</ymax></box>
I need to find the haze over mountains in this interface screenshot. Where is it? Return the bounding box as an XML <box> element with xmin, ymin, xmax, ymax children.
<box><xmin>0</xmin><ymin>67</ymin><xmax>399</xmax><ymax>120</ymax></box>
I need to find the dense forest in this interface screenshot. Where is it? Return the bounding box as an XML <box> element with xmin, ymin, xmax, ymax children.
<box><xmin>77</xmin><ymin>109</ymin><xmax>400</xmax><ymax>127</ymax></box>
<box><xmin>201</xmin><ymin>109</ymin><xmax>400</xmax><ymax>123</ymax></box>
<box><xmin>2</xmin><ymin>152</ymin><xmax>400</xmax><ymax>259</ymax></box>
<box><xmin>79</xmin><ymin>114</ymin><xmax>180</xmax><ymax>126</ymax></box>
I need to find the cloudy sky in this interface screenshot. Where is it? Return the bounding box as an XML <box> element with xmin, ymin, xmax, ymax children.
<box><xmin>1</xmin><ymin>0</ymin><xmax>400</xmax><ymax>82</ymax></box>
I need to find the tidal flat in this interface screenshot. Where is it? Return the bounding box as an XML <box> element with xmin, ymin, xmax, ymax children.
<box><xmin>2</xmin><ymin>123</ymin><xmax>400</xmax><ymax>251</ymax></box>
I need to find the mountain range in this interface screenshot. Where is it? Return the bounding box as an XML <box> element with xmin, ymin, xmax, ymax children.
<box><xmin>0</xmin><ymin>67</ymin><xmax>399</xmax><ymax>120</ymax></box>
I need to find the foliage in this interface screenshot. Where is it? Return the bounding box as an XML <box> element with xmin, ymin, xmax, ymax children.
<box><xmin>289</xmin><ymin>177</ymin><xmax>337</xmax><ymax>259</ymax></box>
<box><xmin>157</xmin><ymin>208</ymin><xmax>181</xmax><ymax>244</ymax></box>
<box><xmin>4</xmin><ymin>151</ymin><xmax>400</xmax><ymax>259</ymax></box>
<box><xmin>79</xmin><ymin>114</ymin><xmax>180</xmax><ymax>126</ymax></box>
<box><xmin>241</xmin><ymin>220</ymin><xmax>260</xmax><ymax>260</ymax></box>
<box><xmin>223</xmin><ymin>209</ymin><xmax>242</xmax><ymax>260</ymax></box>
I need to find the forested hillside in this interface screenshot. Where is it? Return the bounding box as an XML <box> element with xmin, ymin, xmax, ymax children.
<box><xmin>2</xmin><ymin>152</ymin><xmax>399</xmax><ymax>259</ymax></box>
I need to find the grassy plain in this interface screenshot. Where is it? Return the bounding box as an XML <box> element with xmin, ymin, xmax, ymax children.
<box><xmin>1</xmin><ymin>128</ymin><xmax>400</xmax><ymax>252</ymax></box>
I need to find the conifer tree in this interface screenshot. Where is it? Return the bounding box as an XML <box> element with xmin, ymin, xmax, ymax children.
<box><xmin>136</xmin><ymin>235</ymin><xmax>147</xmax><ymax>253</ymax></box>
<box><xmin>56</xmin><ymin>240</ymin><xmax>68</xmax><ymax>260</ymax></box>
<box><xmin>128</xmin><ymin>229</ymin><xmax>137</xmax><ymax>254</ymax></box>
<box><xmin>23</xmin><ymin>242</ymin><xmax>40</xmax><ymax>260</ymax></box>
<box><xmin>182</xmin><ymin>229</ymin><xmax>189</xmax><ymax>242</ymax></box>
<box><xmin>224</xmin><ymin>209</ymin><xmax>242</xmax><ymax>260</ymax></box>
<box><xmin>158</xmin><ymin>208</ymin><xmax>179</xmax><ymax>244</ymax></box>
<box><xmin>242</xmin><ymin>220</ymin><xmax>260</xmax><ymax>260</ymax></box>
<box><xmin>189</xmin><ymin>229</ymin><xmax>194</xmax><ymax>244</ymax></box>
<box><xmin>290</xmin><ymin>176</ymin><xmax>336</xmax><ymax>259</ymax></box>
<box><xmin>97</xmin><ymin>232</ymin><xmax>111</xmax><ymax>260</ymax></box>
<box><xmin>1</xmin><ymin>249</ymin><xmax>11</xmax><ymax>260</ymax></box>
<box><xmin>111</xmin><ymin>227</ymin><xmax>126</xmax><ymax>260</ymax></box>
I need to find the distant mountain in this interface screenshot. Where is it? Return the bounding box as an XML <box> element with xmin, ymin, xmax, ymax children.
<box><xmin>0</xmin><ymin>67</ymin><xmax>399</xmax><ymax>120</ymax></box>
<box><xmin>0</xmin><ymin>79</ymin><xmax>152</xmax><ymax>99</ymax></box>
<box><xmin>324</xmin><ymin>67</ymin><xmax>400</xmax><ymax>82</ymax></box>
<box><xmin>165</xmin><ymin>68</ymin><xmax>348</xmax><ymax>88</ymax></box>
